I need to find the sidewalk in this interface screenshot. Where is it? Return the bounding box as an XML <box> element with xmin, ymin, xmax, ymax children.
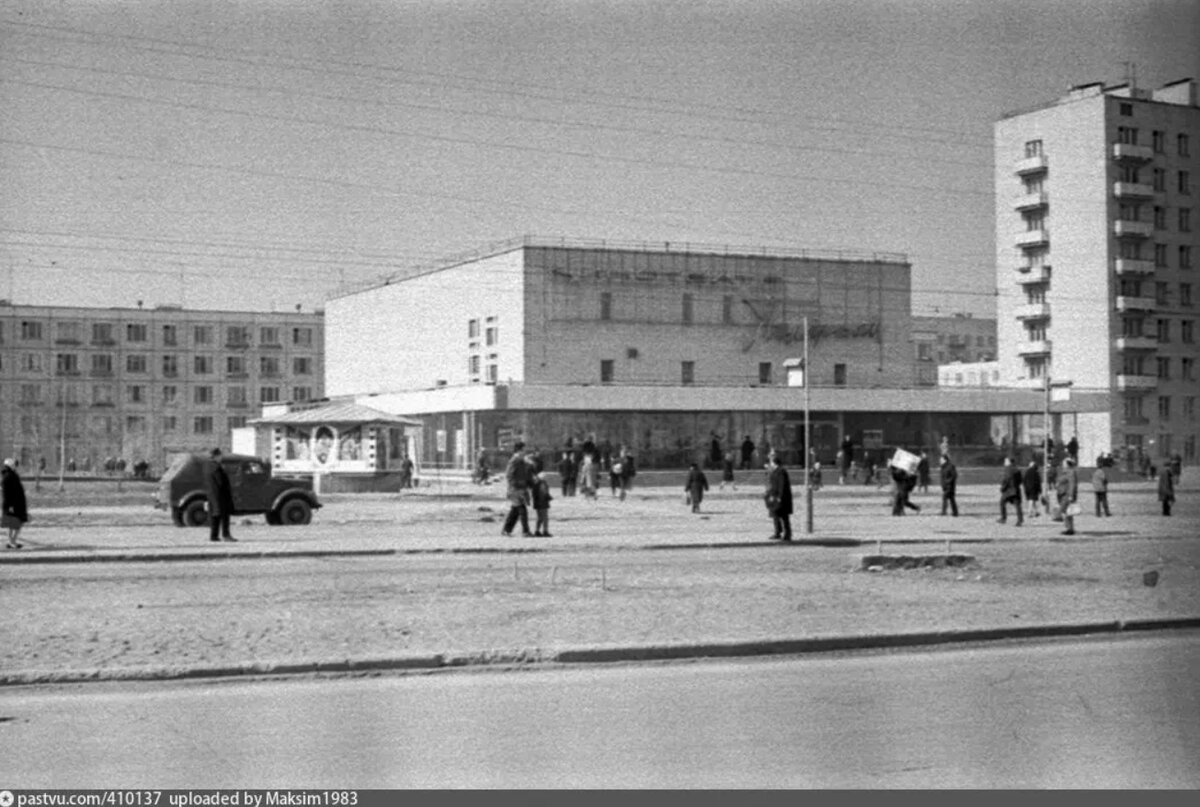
<box><xmin>1</xmin><ymin>480</ymin><xmax>1197</xmax><ymax>686</ymax></box>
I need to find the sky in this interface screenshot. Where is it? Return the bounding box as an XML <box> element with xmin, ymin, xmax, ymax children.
<box><xmin>1</xmin><ymin>0</ymin><xmax>1198</xmax><ymax>317</ymax></box>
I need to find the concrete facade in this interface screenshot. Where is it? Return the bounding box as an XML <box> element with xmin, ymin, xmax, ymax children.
<box><xmin>995</xmin><ymin>78</ymin><xmax>1199</xmax><ymax>466</ymax></box>
<box><xmin>0</xmin><ymin>302</ymin><xmax>324</xmax><ymax>474</ymax></box>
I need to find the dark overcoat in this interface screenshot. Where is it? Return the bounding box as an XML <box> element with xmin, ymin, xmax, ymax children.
<box><xmin>766</xmin><ymin>465</ymin><xmax>794</xmax><ymax>517</ymax></box>
<box><xmin>1</xmin><ymin>467</ymin><xmax>29</xmax><ymax>523</ymax></box>
<box><xmin>203</xmin><ymin>459</ymin><xmax>235</xmax><ymax>516</ymax></box>
<box><xmin>686</xmin><ymin>467</ymin><xmax>709</xmax><ymax>505</ymax></box>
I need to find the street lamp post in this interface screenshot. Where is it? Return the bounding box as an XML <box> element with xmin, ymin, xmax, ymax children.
<box><xmin>785</xmin><ymin>315</ymin><xmax>814</xmax><ymax>535</ymax></box>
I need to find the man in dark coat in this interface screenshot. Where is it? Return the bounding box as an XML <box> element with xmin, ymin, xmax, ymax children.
<box><xmin>2</xmin><ymin>458</ymin><xmax>29</xmax><ymax>549</ymax></box>
<box><xmin>204</xmin><ymin>448</ymin><xmax>236</xmax><ymax>542</ymax></box>
<box><xmin>685</xmin><ymin>463</ymin><xmax>709</xmax><ymax>513</ymax></box>
<box><xmin>557</xmin><ymin>451</ymin><xmax>576</xmax><ymax>497</ymax></box>
<box><xmin>1158</xmin><ymin>466</ymin><xmax>1176</xmax><ymax>516</ymax></box>
<box><xmin>765</xmin><ymin>454</ymin><xmax>794</xmax><ymax>541</ymax></box>
<box><xmin>998</xmin><ymin>456</ymin><xmax>1024</xmax><ymax>526</ymax></box>
<box><xmin>939</xmin><ymin>454</ymin><xmax>959</xmax><ymax>517</ymax></box>
<box><xmin>501</xmin><ymin>442</ymin><xmax>534</xmax><ymax>537</ymax></box>
<box><xmin>740</xmin><ymin>435</ymin><xmax>756</xmax><ymax>470</ymax></box>
<box><xmin>1023</xmin><ymin>460</ymin><xmax>1043</xmax><ymax>518</ymax></box>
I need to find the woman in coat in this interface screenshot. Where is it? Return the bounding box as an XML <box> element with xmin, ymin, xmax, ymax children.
<box><xmin>2</xmin><ymin>458</ymin><xmax>30</xmax><ymax>549</ymax></box>
<box><xmin>765</xmin><ymin>454</ymin><xmax>793</xmax><ymax>541</ymax></box>
<box><xmin>1023</xmin><ymin>460</ymin><xmax>1043</xmax><ymax>519</ymax></box>
<box><xmin>1158</xmin><ymin>467</ymin><xmax>1176</xmax><ymax>516</ymax></box>
<box><xmin>685</xmin><ymin>463</ymin><xmax>709</xmax><ymax>513</ymax></box>
<box><xmin>1055</xmin><ymin>457</ymin><xmax>1079</xmax><ymax>535</ymax></box>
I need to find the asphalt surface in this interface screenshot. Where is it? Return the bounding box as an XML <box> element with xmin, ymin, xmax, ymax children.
<box><xmin>1</xmin><ymin>475</ymin><xmax>1197</xmax><ymax>685</ymax></box>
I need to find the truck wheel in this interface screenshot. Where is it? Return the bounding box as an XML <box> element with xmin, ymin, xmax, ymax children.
<box><xmin>183</xmin><ymin>500</ymin><xmax>210</xmax><ymax>527</ymax></box>
<box><xmin>278</xmin><ymin>499</ymin><xmax>312</xmax><ymax>525</ymax></box>
<box><xmin>171</xmin><ymin>507</ymin><xmax>185</xmax><ymax>527</ymax></box>
<box><xmin>265</xmin><ymin>511</ymin><xmax>281</xmax><ymax>526</ymax></box>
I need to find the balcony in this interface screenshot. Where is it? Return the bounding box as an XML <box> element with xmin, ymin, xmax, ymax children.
<box><xmin>1114</xmin><ymin>219</ymin><xmax>1153</xmax><ymax>238</ymax></box>
<box><xmin>1113</xmin><ymin>181</ymin><xmax>1155</xmax><ymax>199</ymax></box>
<box><xmin>1016</xmin><ymin>264</ymin><xmax>1051</xmax><ymax>284</ymax></box>
<box><xmin>1114</xmin><ymin>258</ymin><xmax>1154</xmax><ymax>276</ymax></box>
<box><xmin>1115</xmin><ymin>295</ymin><xmax>1156</xmax><ymax>312</ymax></box>
<box><xmin>1015</xmin><ymin>154</ymin><xmax>1048</xmax><ymax>175</ymax></box>
<box><xmin>1112</xmin><ymin>143</ymin><xmax>1154</xmax><ymax>162</ymax></box>
<box><xmin>1115</xmin><ymin>336</ymin><xmax>1158</xmax><ymax>351</ymax></box>
<box><xmin>1117</xmin><ymin>374</ymin><xmax>1158</xmax><ymax>390</ymax></box>
<box><xmin>1017</xmin><ymin>340</ymin><xmax>1052</xmax><ymax>356</ymax></box>
<box><xmin>1015</xmin><ymin>302</ymin><xmax>1051</xmax><ymax>320</ymax></box>
<box><xmin>1015</xmin><ymin>229</ymin><xmax>1049</xmax><ymax>249</ymax></box>
<box><xmin>1013</xmin><ymin>191</ymin><xmax>1048</xmax><ymax>211</ymax></box>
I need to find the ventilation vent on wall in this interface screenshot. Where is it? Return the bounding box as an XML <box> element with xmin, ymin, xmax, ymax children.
<box><xmin>627</xmin><ymin>347</ymin><xmax>639</xmax><ymax>359</ymax></box>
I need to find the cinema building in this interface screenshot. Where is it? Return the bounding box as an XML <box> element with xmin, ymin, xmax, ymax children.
<box><xmin>323</xmin><ymin>237</ymin><xmax>1053</xmax><ymax>471</ymax></box>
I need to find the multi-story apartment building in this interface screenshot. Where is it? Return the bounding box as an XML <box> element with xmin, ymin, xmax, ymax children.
<box><xmin>995</xmin><ymin>77</ymin><xmax>1199</xmax><ymax>466</ymax></box>
<box><xmin>911</xmin><ymin>313</ymin><xmax>997</xmax><ymax>386</ymax></box>
<box><xmin>0</xmin><ymin>301</ymin><xmax>324</xmax><ymax>474</ymax></box>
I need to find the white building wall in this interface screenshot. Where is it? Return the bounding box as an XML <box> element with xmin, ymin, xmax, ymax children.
<box><xmin>325</xmin><ymin>252</ymin><xmax>525</xmax><ymax>396</ymax></box>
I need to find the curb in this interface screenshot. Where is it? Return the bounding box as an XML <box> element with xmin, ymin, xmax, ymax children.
<box><xmin>4</xmin><ymin>616</ymin><xmax>1198</xmax><ymax>687</ymax></box>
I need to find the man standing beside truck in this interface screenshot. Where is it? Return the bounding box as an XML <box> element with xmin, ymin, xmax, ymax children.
<box><xmin>204</xmin><ymin>448</ymin><xmax>236</xmax><ymax>543</ymax></box>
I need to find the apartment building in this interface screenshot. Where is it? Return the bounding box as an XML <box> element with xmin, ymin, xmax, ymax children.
<box><xmin>995</xmin><ymin>77</ymin><xmax>1199</xmax><ymax>465</ymax></box>
<box><xmin>911</xmin><ymin>313</ymin><xmax>997</xmax><ymax>387</ymax></box>
<box><xmin>0</xmin><ymin>301</ymin><xmax>324</xmax><ymax>473</ymax></box>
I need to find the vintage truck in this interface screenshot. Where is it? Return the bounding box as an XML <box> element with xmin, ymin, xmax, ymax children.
<box><xmin>154</xmin><ymin>452</ymin><xmax>322</xmax><ymax>527</ymax></box>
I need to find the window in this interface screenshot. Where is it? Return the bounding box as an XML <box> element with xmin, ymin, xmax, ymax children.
<box><xmin>682</xmin><ymin>293</ymin><xmax>694</xmax><ymax>325</ymax></box>
<box><xmin>1186</xmin><ymin>397</ymin><xmax>1196</xmax><ymax>421</ymax></box>
<box><xmin>1025</xmin><ymin>212</ymin><xmax>1046</xmax><ymax>230</ymax></box>
<box><xmin>1024</xmin><ymin>140</ymin><xmax>1043</xmax><ymax>158</ymax></box>
<box><xmin>162</xmin><ymin>355</ymin><xmax>178</xmax><ymax>377</ymax></box>
<box><xmin>468</xmin><ymin>355</ymin><xmax>480</xmax><ymax>377</ymax></box>
<box><xmin>162</xmin><ymin>324</ymin><xmax>177</xmax><ymax>346</ymax></box>
<box><xmin>20</xmin><ymin>353</ymin><xmax>42</xmax><ymax>372</ymax></box>
<box><xmin>55</xmin><ymin>321</ymin><xmax>81</xmax><ymax>343</ymax></box>
<box><xmin>1157</xmin><ymin>318</ymin><xmax>1171</xmax><ymax>342</ymax></box>
<box><xmin>1119</xmin><ymin>103</ymin><xmax>1133</xmax><ymax>117</ymax></box>
<box><xmin>293</xmin><ymin>357</ymin><xmax>312</xmax><ymax>375</ymax></box>
<box><xmin>1156</xmin><ymin>282</ymin><xmax>1171</xmax><ymax>306</ymax></box>
<box><xmin>600</xmin><ymin>359</ymin><xmax>614</xmax><ymax>384</ymax></box>
<box><xmin>1181</xmin><ymin>171</ymin><xmax>1191</xmax><ymax>195</ymax></box>
<box><xmin>1153</xmin><ymin>130</ymin><xmax>1166</xmax><ymax>153</ymax></box>
<box><xmin>127</xmin><ymin>385</ymin><xmax>146</xmax><ymax>404</ymax></box>
<box><xmin>834</xmin><ymin>363</ymin><xmax>847</xmax><ymax>386</ymax></box>
<box><xmin>126</xmin><ymin>416</ymin><xmax>146</xmax><ymax>434</ymax></box>
<box><xmin>125</xmin><ymin>354</ymin><xmax>147</xmax><ymax>373</ymax></box>
<box><xmin>468</xmin><ymin>319</ymin><xmax>480</xmax><ymax>338</ymax></box>
<box><xmin>19</xmin><ymin>384</ymin><xmax>40</xmax><ymax>405</ymax></box>
<box><xmin>1119</xmin><ymin>164</ymin><xmax>1140</xmax><ymax>183</ymax></box>
<box><xmin>1157</xmin><ymin>357</ymin><xmax>1171</xmax><ymax>380</ymax></box>
<box><xmin>722</xmin><ymin>295</ymin><xmax>734</xmax><ymax>324</ymax></box>
<box><xmin>226</xmin><ymin>356</ymin><xmax>246</xmax><ymax>376</ymax></box>
<box><xmin>228</xmin><ymin>416</ymin><xmax>247</xmax><ymax>430</ymax></box>
<box><xmin>260</xmin><ymin>356</ymin><xmax>280</xmax><ymax>376</ymax></box>
<box><xmin>758</xmin><ymin>362</ymin><xmax>772</xmax><ymax>385</ymax></box>
<box><xmin>1183</xmin><ymin>320</ymin><xmax>1195</xmax><ymax>343</ymax></box>
<box><xmin>1183</xmin><ymin>357</ymin><xmax>1196</xmax><ymax>382</ymax></box>
<box><xmin>91</xmin><ymin>354</ymin><xmax>113</xmax><ymax>375</ymax></box>
<box><xmin>55</xmin><ymin>353</ymin><xmax>78</xmax><ymax>374</ymax></box>
<box><xmin>259</xmin><ymin>327</ymin><xmax>280</xmax><ymax>346</ymax></box>
<box><xmin>92</xmin><ymin>385</ymin><xmax>114</xmax><ymax>406</ymax></box>
<box><xmin>599</xmin><ymin>292</ymin><xmax>612</xmax><ymax>321</ymax></box>
<box><xmin>193</xmin><ymin>416</ymin><xmax>213</xmax><ymax>435</ymax></box>
<box><xmin>1154</xmin><ymin>206</ymin><xmax>1167</xmax><ymax>230</ymax></box>
<box><xmin>1181</xmin><ymin>209</ymin><xmax>1192</xmax><ymax>233</ymax></box>
<box><xmin>1125</xmin><ymin>395</ymin><xmax>1145</xmax><ymax>422</ymax></box>
<box><xmin>485</xmin><ymin>325</ymin><xmax>497</xmax><ymax>346</ymax></box>
<box><xmin>259</xmin><ymin>387</ymin><xmax>281</xmax><ymax>404</ymax></box>
<box><xmin>485</xmin><ymin>362</ymin><xmax>498</xmax><ymax>384</ymax></box>
<box><xmin>91</xmin><ymin>323</ymin><xmax>114</xmax><ymax>344</ymax></box>
<box><xmin>193</xmin><ymin>326</ymin><xmax>212</xmax><ymax>345</ymax></box>
<box><xmin>293</xmin><ymin>386</ymin><xmax>312</xmax><ymax>402</ymax></box>
<box><xmin>1180</xmin><ymin>134</ymin><xmax>1191</xmax><ymax>157</ymax></box>
<box><xmin>1118</xmin><ymin>203</ymin><xmax>1139</xmax><ymax>222</ymax></box>
<box><xmin>163</xmin><ymin>415</ymin><xmax>177</xmax><ymax>432</ymax></box>
<box><xmin>1122</xmin><ymin>354</ymin><xmax>1145</xmax><ymax>375</ymax></box>
<box><xmin>225</xmin><ymin>326</ymin><xmax>250</xmax><ymax>346</ymax></box>
<box><xmin>1153</xmin><ymin>168</ymin><xmax>1166</xmax><ymax>192</ymax></box>
<box><xmin>193</xmin><ymin>386</ymin><xmax>213</xmax><ymax>405</ymax></box>
<box><xmin>194</xmin><ymin>355</ymin><xmax>212</xmax><ymax>374</ymax></box>
<box><xmin>125</xmin><ymin>323</ymin><xmax>147</xmax><ymax>342</ymax></box>
<box><xmin>227</xmin><ymin>386</ymin><xmax>247</xmax><ymax>407</ymax></box>
<box><xmin>1159</xmin><ymin>396</ymin><xmax>1172</xmax><ymax>420</ymax></box>
<box><xmin>1183</xmin><ymin>246</ymin><xmax>1193</xmax><ymax>270</ymax></box>
<box><xmin>1183</xmin><ymin>284</ymin><xmax>1194</xmax><ymax>306</ymax></box>
<box><xmin>1155</xmin><ymin>243</ymin><xmax>1169</xmax><ymax>267</ymax></box>
<box><xmin>20</xmin><ymin>321</ymin><xmax>43</xmax><ymax>340</ymax></box>
<box><xmin>162</xmin><ymin>386</ymin><xmax>177</xmax><ymax>405</ymax></box>
<box><xmin>681</xmin><ymin>361</ymin><xmax>695</xmax><ymax>385</ymax></box>
<box><xmin>292</xmin><ymin>327</ymin><xmax>313</xmax><ymax>346</ymax></box>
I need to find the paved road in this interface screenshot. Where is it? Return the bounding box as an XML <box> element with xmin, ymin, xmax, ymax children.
<box><xmin>2</xmin><ymin>631</ymin><xmax>1197</xmax><ymax>788</ymax></box>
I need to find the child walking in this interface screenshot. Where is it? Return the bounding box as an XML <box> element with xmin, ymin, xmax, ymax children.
<box><xmin>531</xmin><ymin>471</ymin><xmax>553</xmax><ymax>536</ymax></box>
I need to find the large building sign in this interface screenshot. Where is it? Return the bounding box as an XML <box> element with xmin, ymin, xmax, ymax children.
<box><xmin>741</xmin><ymin>298</ymin><xmax>882</xmax><ymax>351</ymax></box>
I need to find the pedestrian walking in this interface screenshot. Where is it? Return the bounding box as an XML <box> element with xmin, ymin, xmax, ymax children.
<box><xmin>839</xmin><ymin>436</ymin><xmax>853</xmax><ymax>484</ymax></box>
<box><xmin>765</xmin><ymin>454</ymin><xmax>793</xmax><ymax>541</ymax></box>
<box><xmin>501</xmin><ymin>442</ymin><xmax>535</xmax><ymax>537</ymax></box>
<box><xmin>890</xmin><ymin>466</ymin><xmax>920</xmax><ymax>516</ymax></box>
<box><xmin>1056</xmin><ymin>457</ymin><xmax>1080</xmax><ymax>536</ymax></box>
<box><xmin>685</xmin><ymin>463</ymin><xmax>709</xmax><ymax>513</ymax></box>
<box><xmin>740</xmin><ymin>435</ymin><xmax>756</xmax><ymax>470</ymax></box>
<box><xmin>1170</xmin><ymin>453</ymin><xmax>1183</xmax><ymax>485</ymax></box>
<box><xmin>2</xmin><ymin>458</ymin><xmax>29</xmax><ymax>549</ymax></box>
<box><xmin>917</xmin><ymin>450</ymin><xmax>930</xmax><ymax>493</ymax></box>
<box><xmin>577</xmin><ymin>451</ymin><xmax>598</xmax><ymax>500</ymax></box>
<box><xmin>614</xmin><ymin>446</ymin><xmax>636</xmax><ymax>501</ymax></box>
<box><xmin>557</xmin><ymin>451</ymin><xmax>576</xmax><ymax>497</ymax></box>
<box><xmin>709</xmin><ymin>433</ymin><xmax>722</xmax><ymax>470</ymax></box>
<box><xmin>1158</xmin><ymin>466</ymin><xmax>1176</xmax><ymax>516</ymax></box>
<box><xmin>939</xmin><ymin>454</ymin><xmax>959</xmax><ymax>516</ymax></box>
<box><xmin>1023</xmin><ymin>460</ymin><xmax>1043</xmax><ymax>518</ymax></box>
<box><xmin>531</xmin><ymin>470</ymin><xmax>553</xmax><ymax>537</ymax></box>
<box><xmin>808</xmin><ymin>461</ymin><xmax>823</xmax><ymax>490</ymax></box>
<box><xmin>204</xmin><ymin>448</ymin><xmax>236</xmax><ymax>543</ymax></box>
<box><xmin>1091</xmin><ymin>463</ymin><xmax>1112</xmax><ymax>517</ymax></box>
<box><xmin>719</xmin><ymin>451</ymin><xmax>737</xmax><ymax>491</ymax></box>
<box><xmin>998</xmin><ymin>457</ymin><xmax>1024</xmax><ymax>526</ymax></box>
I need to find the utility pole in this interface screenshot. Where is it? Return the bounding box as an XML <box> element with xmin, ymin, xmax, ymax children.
<box><xmin>803</xmin><ymin>316</ymin><xmax>813</xmax><ymax>534</ymax></box>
